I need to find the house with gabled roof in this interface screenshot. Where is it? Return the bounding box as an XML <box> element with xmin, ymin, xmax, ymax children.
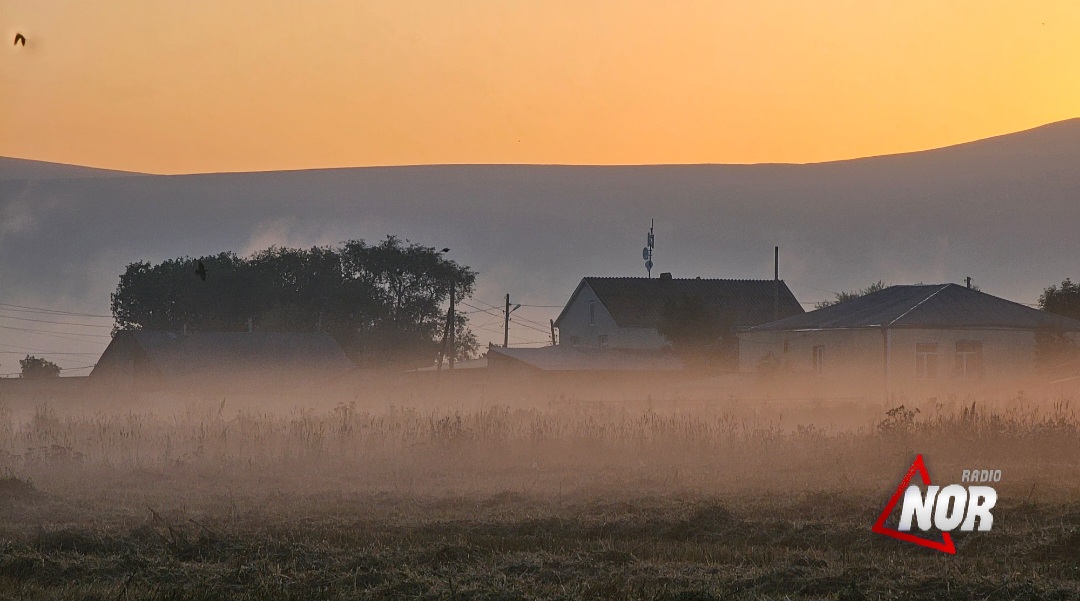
<box><xmin>553</xmin><ymin>273</ymin><xmax>803</xmax><ymax>349</ymax></box>
<box><xmin>90</xmin><ymin>330</ymin><xmax>355</xmax><ymax>393</ymax></box>
<box><xmin>738</xmin><ymin>283</ymin><xmax>1080</xmax><ymax>393</ymax></box>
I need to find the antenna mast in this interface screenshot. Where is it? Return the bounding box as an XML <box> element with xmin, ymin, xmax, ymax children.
<box><xmin>642</xmin><ymin>219</ymin><xmax>655</xmax><ymax>278</ymax></box>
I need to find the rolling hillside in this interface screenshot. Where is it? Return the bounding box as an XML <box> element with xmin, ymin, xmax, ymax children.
<box><xmin>2</xmin><ymin>119</ymin><xmax>1079</xmax><ymax>365</ymax></box>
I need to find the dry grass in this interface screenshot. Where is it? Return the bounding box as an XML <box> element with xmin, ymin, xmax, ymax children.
<box><xmin>1</xmin><ymin>392</ymin><xmax>1079</xmax><ymax>599</ymax></box>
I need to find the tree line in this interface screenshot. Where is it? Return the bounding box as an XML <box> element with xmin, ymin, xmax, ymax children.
<box><xmin>110</xmin><ymin>236</ymin><xmax>476</xmax><ymax>368</ymax></box>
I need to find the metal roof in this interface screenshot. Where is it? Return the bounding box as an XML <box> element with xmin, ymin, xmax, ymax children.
<box><xmin>555</xmin><ymin>277</ymin><xmax>804</xmax><ymax>328</ymax></box>
<box><xmin>747</xmin><ymin>284</ymin><xmax>1080</xmax><ymax>331</ymax></box>
<box><xmin>92</xmin><ymin>331</ymin><xmax>355</xmax><ymax>381</ymax></box>
<box><xmin>488</xmin><ymin>345</ymin><xmax>684</xmax><ymax>372</ymax></box>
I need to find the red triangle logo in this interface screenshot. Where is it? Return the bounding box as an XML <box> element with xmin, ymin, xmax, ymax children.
<box><xmin>872</xmin><ymin>454</ymin><xmax>956</xmax><ymax>554</ymax></box>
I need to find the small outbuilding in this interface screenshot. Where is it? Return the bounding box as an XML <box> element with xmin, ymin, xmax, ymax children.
<box><xmin>738</xmin><ymin>284</ymin><xmax>1080</xmax><ymax>395</ymax></box>
<box><xmin>90</xmin><ymin>331</ymin><xmax>355</xmax><ymax>393</ymax></box>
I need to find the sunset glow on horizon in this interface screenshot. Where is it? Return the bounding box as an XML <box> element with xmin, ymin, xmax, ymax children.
<box><xmin>2</xmin><ymin>0</ymin><xmax>1079</xmax><ymax>174</ymax></box>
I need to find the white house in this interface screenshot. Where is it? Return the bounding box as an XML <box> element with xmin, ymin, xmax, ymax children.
<box><xmin>554</xmin><ymin>273</ymin><xmax>804</xmax><ymax>349</ymax></box>
<box><xmin>738</xmin><ymin>283</ymin><xmax>1080</xmax><ymax>395</ymax></box>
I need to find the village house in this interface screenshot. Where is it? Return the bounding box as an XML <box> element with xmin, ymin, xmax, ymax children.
<box><xmin>90</xmin><ymin>331</ymin><xmax>355</xmax><ymax>394</ymax></box>
<box><xmin>738</xmin><ymin>283</ymin><xmax>1080</xmax><ymax>395</ymax></box>
<box><xmin>554</xmin><ymin>273</ymin><xmax>804</xmax><ymax>349</ymax></box>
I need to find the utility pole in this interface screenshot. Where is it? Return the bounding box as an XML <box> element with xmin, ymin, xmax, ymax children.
<box><xmin>966</xmin><ymin>276</ymin><xmax>972</xmax><ymax>289</ymax></box>
<box><xmin>549</xmin><ymin>319</ymin><xmax>557</xmax><ymax>346</ymax></box>
<box><xmin>436</xmin><ymin>284</ymin><xmax>455</xmax><ymax>371</ymax></box>
<box><xmin>448</xmin><ymin>284</ymin><xmax>456</xmax><ymax>370</ymax></box>
<box><xmin>436</xmin><ymin>303</ymin><xmax>451</xmax><ymax>372</ymax></box>
<box><xmin>773</xmin><ymin>246</ymin><xmax>780</xmax><ymax>322</ymax></box>
<box><xmin>504</xmin><ymin>293</ymin><xmax>511</xmax><ymax>348</ymax></box>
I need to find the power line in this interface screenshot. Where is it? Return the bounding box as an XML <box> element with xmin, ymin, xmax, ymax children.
<box><xmin>787</xmin><ymin>281</ymin><xmax>839</xmax><ymax>296</ymax></box>
<box><xmin>459</xmin><ymin>301</ymin><xmax>549</xmax><ymax>335</ymax></box>
<box><xmin>0</xmin><ymin>312</ymin><xmax>113</xmax><ymax>328</ymax></box>
<box><xmin>0</xmin><ymin>324</ymin><xmax>111</xmax><ymax>339</ymax></box>
<box><xmin>458</xmin><ymin>301</ymin><xmax>501</xmax><ymax>318</ymax></box>
<box><xmin>0</xmin><ymin>363</ymin><xmax>97</xmax><ymax>378</ymax></box>
<box><xmin>0</xmin><ymin>302</ymin><xmax>112</xmax><ymax>319</ymax></box>
<box><xmin>0</xmin><ymin>341</ymin><xmax>97</xmax><ymax>354</ymax></box>
<box><xmin>463</xmin><ymin>298</ymin><xmax>552</xmax><ymax>331</ymax></box>
<box><xmin>0</xmin><ymin>350</ymin><xmax>99</xmax><ymax>356</ymax></box>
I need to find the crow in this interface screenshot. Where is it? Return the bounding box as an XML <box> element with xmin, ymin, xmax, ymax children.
<box><xmin>195</xmin><ymin>260</ymin><xmax>207</xmax><ymax>281</ymax></box>
<box><xmin>14</xmin><ymin>33</ymin><xmax>26</xmax><ymax>46</ymax></box>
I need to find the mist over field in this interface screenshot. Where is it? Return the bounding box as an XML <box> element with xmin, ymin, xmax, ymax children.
<box><xmin>3</xmin><ymin>376</ymin><xmax>1080</xmax><ymax>599</ymax></box>
<box><xmin>4</xmin><ymin>119</ymin><xmax>1080</xmax><ymax>366</ymax></box>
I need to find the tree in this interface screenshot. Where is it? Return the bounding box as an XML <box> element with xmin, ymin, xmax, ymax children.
<box><xmin>1039</xmin><ymin>278</ymin><xmax>1080</xmax><ymax>321</ymax></box>
<box><xmin>657</xmin><ymin>294</ymin><xmax>736</xmax><ymax>369</ymax></box>
<box><xmin>658</xmin><ymin>294</ymin><xmax>723</xmax><ymax>348</ymax></box>
<box><xmin>110</xmin><ymin>237</ymin><xmax>477</xmax><ymax>368</ymax></box>
<box><xmin>1035</xmin><ymin>326</ymin><xmax>1080</xmax><ymax>373</ymax></box>
<box><xmin>815</xmin><ymin>281</ymin><xmax>888</xmax><ymax>309</ymax></box>
<box><xmin>20</xmin><ymin>355</ymin><xmax>60</xmax><ymax>379</ymax></box>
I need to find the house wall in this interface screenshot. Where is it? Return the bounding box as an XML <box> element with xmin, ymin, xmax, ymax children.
<box><xmin>739</xmin><ymin>329</ymin><xmax>886</xmax><ymax>393</ymax></box>
<box><xmin>556</xmin><ymin>283</ymin><xmax>668</xmax><ymax>349</ymax></box>
<box><xmin>88</xmin><ymin>336</ymin><xmax>139</xmax><ymax>389</ymax></box>
<box><xmin>885</xmin><ymin>328</ymin><xmax>1040</xmax><ymax>395</ymax></box>
<box><xmin>738</xmin><ymin>327</ymin><xmax>1047</xmax><ymax>397</ymax></box>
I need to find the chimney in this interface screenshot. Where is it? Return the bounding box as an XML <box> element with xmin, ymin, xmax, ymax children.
<box><xmin>659</xmin><ymin>272</ymin><xmax>673</xmax><ymax>281</ymax></box>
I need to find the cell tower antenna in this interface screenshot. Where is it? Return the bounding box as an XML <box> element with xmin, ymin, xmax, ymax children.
<box><xmin>642</xmin><ymin>219</ymin><xmax>655</xmax><ymax>278</ymax></box>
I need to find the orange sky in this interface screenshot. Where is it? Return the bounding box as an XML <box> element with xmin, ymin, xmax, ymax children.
<box><xmin>2</xmin><ymin>0</ymin><xmax>1079</xmax><ymax>174</ymax></box>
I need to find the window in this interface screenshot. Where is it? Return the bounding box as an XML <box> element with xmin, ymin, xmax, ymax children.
<box><xmin>914</xmin><ymin>342</ymin><xmax>938</xmax><ymax>379</ymax></box>
<box><xmin>954</xmin><ymin>340</ymin><xmax>983</xmax><ymax>379</ymax></box>
<box><xmin>588</xmin><ymin>300</ymin><xmax>596</xmax><ymax>326</ymax></box>
<box><xmin>812</xmin><ymin>345</ymin><xmax>824</xmax><ymax>375</ymax></box>
<box><xmin>598</xmin><ymin>334</ymin><xmax>608</xmax><ymax>347</ymax></box>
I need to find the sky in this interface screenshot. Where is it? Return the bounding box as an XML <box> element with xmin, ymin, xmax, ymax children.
<box><xmin>2</xmin><ymin>1</ymin><xmax>1080</xmax><ymax>174</ymax></box>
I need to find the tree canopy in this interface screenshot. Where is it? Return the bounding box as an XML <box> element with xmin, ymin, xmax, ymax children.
<box><xmin>20</xmin><ymin>355</ymin><xmax>61</xmax><ymax>379</ymax></box>
<box><xmin>1039</xmin><ymin>278</ymin><xmax>1080</xmax><ymax>321</ymax></box>
<box><xmin>657</xmin><ymin>294</ymin><xmax>725</xmax><ymax>349</ymax></box>
<box><xmin>111</xmin><ymin>237</ymin><xmax>477</xmax><ymax>367</ymax></box>
<box><xmin>815</xmin><ymin>281</ymin><xmax>888</xmax><ymax>309</ymax></box>
<box><xmin>656</xmin><ymin>294</ymin><xmax>737</xmax><ymax>370</ymax></box>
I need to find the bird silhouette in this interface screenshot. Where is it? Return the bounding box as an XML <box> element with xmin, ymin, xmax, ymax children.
<box><xmin>440</xmin><ymin>248</ymin><xmax>451</xmax><ymax>253</ymax></box>
<box><xmin>14</xmin><ymin>33</ymin><xmax>26</xmax><ymax>46</ymax></box>
<box><xmin>195</xmin><ymin>260</ymin><xmax>207</xmax><ymax>281</ymax></box>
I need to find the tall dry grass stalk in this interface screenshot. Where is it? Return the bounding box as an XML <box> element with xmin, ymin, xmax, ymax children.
<box><xmin>1</xmin><ymin>393</ymin><xmax>1077</xmax><ymax>500</ymax></box>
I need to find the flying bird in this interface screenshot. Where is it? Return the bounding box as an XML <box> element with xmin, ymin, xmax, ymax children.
<box><xmin>14</xmin><ymin>33</ymin><xmax>25</xmax><ymax>46</ymax></box>
<box><xmin>440</xmin><ymin>248</ymin><xmax>451</xmax><ymax>253</ymax></box>
<box><xmin>195</xmin><ymin>260</ymin><xmax>207</xmax><ymax>281</ymax></box>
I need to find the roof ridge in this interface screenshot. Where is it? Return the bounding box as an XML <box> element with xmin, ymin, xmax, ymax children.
<box><xmin>887</xmin><ymin>284</ymin><xmax>951</xmax><ymax>326</ymax></box>
<box><xmin>583</xmin><ymin>276</ymin><xmax>788</xmax><ymax>282</ymax></box>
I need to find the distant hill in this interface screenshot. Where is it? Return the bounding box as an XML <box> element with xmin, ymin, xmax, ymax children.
<box><xmin>0</xmin><ymin>157</ymin><xmax>141</xmax><ymax>181</ymax></box>
<box><xmin>2</xmin><ymin>118</ymin><xmax>1080</xmax><ymax>363</ymax></box>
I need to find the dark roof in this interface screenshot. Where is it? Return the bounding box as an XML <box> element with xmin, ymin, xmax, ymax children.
<box><xmin>748</xmin><ymin>284</ymin><xmax>1080</xmax><ymax>331</ymax></box>
<box><xmin>488</xmin><ymin>346</ymin><xmax>684</xmax><ymax>372</ymax></box>
<box><xmin>555</xmin><ymin>277</ymin><xmax>803</xmax><ymax>328</ymax></box>
<box><xmin>92</xmin><ymin>331</ymin><xmax>355</xmax><ymax>381</ymax></box>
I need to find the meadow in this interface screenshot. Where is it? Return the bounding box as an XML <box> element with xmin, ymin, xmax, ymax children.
<box><xmin>1</xmin><ymin>391</ymin><xmax>1079</xmax><ymax>600</ymax></box>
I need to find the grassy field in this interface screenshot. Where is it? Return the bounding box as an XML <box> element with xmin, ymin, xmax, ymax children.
<box><xmin>1</xmin><ymin>394</ymin><xmax>1080</xmax><ymax>600</ymax></box>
